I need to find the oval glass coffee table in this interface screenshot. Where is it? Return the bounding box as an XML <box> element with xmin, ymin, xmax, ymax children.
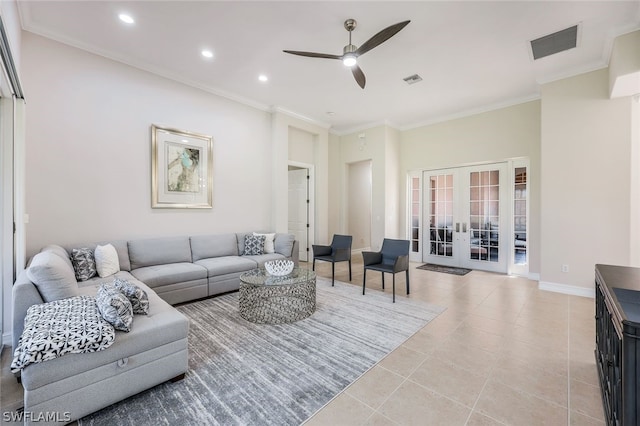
<box><xmin>239</xmin><ymin>268</ymin><xmax>316</xmax><ymax>324</ymax></box>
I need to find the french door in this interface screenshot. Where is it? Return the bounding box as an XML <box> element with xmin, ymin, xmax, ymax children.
<box><xmin>422</xmin><ymin>163</ymin><xmax>508</xmax><ymax>273</ymax></box>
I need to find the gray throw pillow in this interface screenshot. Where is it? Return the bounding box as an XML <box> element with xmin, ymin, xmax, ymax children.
<box><xmin>96</xmin><ymin>284</ymin><xmax>133</xmax><ymax>332</ymax></box>
<box><xmin>243</xmin><ymin>234</ymin><xmax>265</xmax><ymax>255</ymax></box>
<box><xmin>26</xmin><ymin>251</ymin><xmax>79</xmax><ymax>303</ymax></box>
<box><xmin>70</xmin><ymin>248</ymin><xmax>97</xmax><ymax>281</ymax></box>
<box><xmin>113</xmin><ymin>278</ymin><xmax>149</xmax><ymax>315</ymax></box>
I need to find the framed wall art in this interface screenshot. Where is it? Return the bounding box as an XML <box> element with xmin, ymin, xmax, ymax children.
<box><xmin>151</xmin><ymin>125</ymin><xmax>213</xmax><ymax>208</ymax></box>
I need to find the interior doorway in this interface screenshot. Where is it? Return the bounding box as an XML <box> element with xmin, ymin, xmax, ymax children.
<box><xmin>288</xmin><ymin>164</ymin><xmax>313</xmax><ymax>261</ymax></box>
<box><xmin>347</xmin><ymin>160</ymin><xmax>372</xmax><ymax>251</ymax></box>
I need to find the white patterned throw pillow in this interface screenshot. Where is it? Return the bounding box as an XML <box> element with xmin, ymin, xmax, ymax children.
<box><xmin>113</xmin><ymin>278</ymin><xmax>149</xmax><ymax>315</ymax></box>
<box><xmin>243</xmin><ymin>234</ymin><xmax>265</xmax><ymax>255</ymax></box>
<box><xmin>96</xmin><ymin>283</ymin><xmax>133</xmax><ymax>332</ymax></box>
<box><xmin>253</xmin><ymin>232</ymin><xmax>276</xmax><ymax>254</ymax></box>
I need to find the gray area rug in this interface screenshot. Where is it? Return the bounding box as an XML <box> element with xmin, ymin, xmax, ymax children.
<box><xmin>79</xmin><ymin>277</ymin><xmax>445</xmax><ymax>426</ymax></box>
<box><xmin>417</xmin><ymin>263</ymin><xmax>472</xmax><ymax>276</ymax></box>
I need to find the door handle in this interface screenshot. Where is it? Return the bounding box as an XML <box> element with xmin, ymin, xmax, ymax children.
<box><xmin>455</xmin><ymin>223</ymin><xmax>460</xmax><ymax>232</ymax></box>
<box><xmin>462</xmin><ymin>223</ymin><xmax>467</xmax><ymax>233</ymax></box>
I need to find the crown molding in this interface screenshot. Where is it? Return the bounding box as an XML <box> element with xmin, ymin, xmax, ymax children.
<box><xmin>331</xmin><ymin>119</ymin><xmax>400</xmax><ymax>137</ymax></box>
<box><xmin>270</xmin><ymin>106</ymin><xmax>331</xmax><ymax>130</ymax></box>
<box><xmin>399</xmin><ymin>94</ymin><xmax>541</xmax><ymax>132</ymax></box>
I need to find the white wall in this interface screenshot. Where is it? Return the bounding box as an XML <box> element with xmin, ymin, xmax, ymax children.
<box><xmin>400</xmin><ymin>101</ymin><xmax>541</xmax><ymax>273</ymax></box>
<box><xmin>339</xmin><ymin>126</ymin><xmax>388</xmax><ymax>250</ymax></box>
<box><xmin>22</xmin><ymin>33</ymin><xmax>274</xmax><ymax>257</ymax></box>
<box><xmin>288</xmin><ymin>127</ymin><xmax>315</xmax><ymax>165</ymax></box>
<box><xmin>347</xmin><ymin>160</ymin><xmax>372</xmax><ymax>250</ymax></box>
<box><xmin>541</xmin><ymin>69</ymin><xmax>633</xmax><ymax>291</ymax></box>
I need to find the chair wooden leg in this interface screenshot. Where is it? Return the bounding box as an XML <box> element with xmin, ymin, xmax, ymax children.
<box><xmin>362</xmin><ymin>269</ymin><xmax>367</xmax><ymax>295</ymax></box>
<box><xmin>312</xmin><ymin>259</ymin><xmax>316</xmax><ymax>271</ymax></box>
<box><xmin>348</xmin><ymin>260</ymin><xmax>352</xmax><ymax>281</ymax></box>
<box><xmin>382</xmin><ymin>273</ymin><xmax>385</xmax><ymax>290</ymax></box>
<box><xmin>406</xmin><ymin>270</ymin><xmax>410</xmax><ymax>295</ymax></box>
<box><xmin>331</xmin><ymin>262</ymin><xmax>335</xmax><ymax>287</ymax></box>
<box><xmin>392</xmin><ymin>274</ymin><xmax>396</xmax><ymax>303</ymax></box>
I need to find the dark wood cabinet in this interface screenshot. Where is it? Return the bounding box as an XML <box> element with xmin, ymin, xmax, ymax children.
<box><xmin>595</xmin><ymin>264</ymin><xmax>640</xmax><ymax>426</ymax></box>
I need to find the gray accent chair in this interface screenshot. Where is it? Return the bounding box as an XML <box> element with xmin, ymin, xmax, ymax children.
<box><xmin>312</xmin><ymin>234</ymin><xmax>352</xmax><ymax>286</ymax></box>
<box><xmin>362</xmin><ymin>238</ymin><xmax>410</xmax><ymax>303</ymax></box>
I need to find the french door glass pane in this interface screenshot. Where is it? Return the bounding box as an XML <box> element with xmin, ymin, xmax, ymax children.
<box><xmin>429</xmin><ymin>174</ymin><xmax>453</xmax><ymax>257</ymax></box>
<box><xmin>410</xmin><ymin>177</ymin><xmax>420</xmax><ymax>253</ymax></box>
<box><xmin>514</xmin><ymin>167</ymin><xmax>527</xmax><ymax>264</ymax></box>
<box><xmin>469</xmin><ymin>170</ymin><xmax>500</xmax><ymax>262</ymax></box>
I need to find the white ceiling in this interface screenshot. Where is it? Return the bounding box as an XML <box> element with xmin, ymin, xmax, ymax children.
<box><xmin>18</xmin><ymin>1</ymin><xmax>640</xmax><ymax>134</ymax></box>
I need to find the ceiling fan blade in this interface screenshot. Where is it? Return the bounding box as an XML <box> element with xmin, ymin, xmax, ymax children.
<box><xmin>351</xmin><ymin>65</ymin><xmax>366</xmax><ymax>89</ymax></box>
<box><xmin>283</xmin><ymin>50</ymin><xmax>342</xmax><ymax>60</ymax></box>
<box><xmin>355</xmin><ymin>20</ymin><xmax>410</xmax><ymax>57</ymax></box>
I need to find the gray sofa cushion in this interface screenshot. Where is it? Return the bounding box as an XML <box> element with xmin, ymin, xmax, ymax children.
<box><xmin>26</xmin><ymin>251</ymin><xmax>79</xmax><ymax>303</ymax></box>
<box><xmin>190</xmin><ymin>234</ymin><xmax>238</xmax><ymax>261</ymax></box>
<box><xmin>274</xmin><ymin>233</ymin><xmax>296</xmax><ymax>257</ymax></box>
<box><xmin>194</xmin><ymin>256</ymin><xmax>257</xmax><ymax>276</ymax></box>
<box><xmin>130</xmin><ymin>263</ymin><xmax>207</xmax><ymax>288</ymax></box>
<box><xmin>128</xmin><ymin>237</ymin><xmax>192</xmax><ymax>269</ymax></box>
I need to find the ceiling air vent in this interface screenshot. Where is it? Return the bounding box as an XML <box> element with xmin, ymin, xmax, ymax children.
<box><xmin>530</xmin><ymin>25</ymin><xmax>578</xmax><ymax>60</ymax></box>
<box><xmin>403</xmin><ymin>74</ymin><xmax>423</xmax><ymax>85</ymax></box>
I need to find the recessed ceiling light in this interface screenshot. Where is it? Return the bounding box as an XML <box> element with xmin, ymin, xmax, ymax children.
<box><xmin>258</xmin><ymin>75</ymin><xmax>268</xmax><ymax>82</ymax></box>
<box><xmin>118</xmin><ymin>13</ymin><xmax>135</xmax><ymax>24</ymax></box>
<box><xmin>201</xmin><ymin>49</ymin><xmax>214</xmax><ymax>59</ymax></box>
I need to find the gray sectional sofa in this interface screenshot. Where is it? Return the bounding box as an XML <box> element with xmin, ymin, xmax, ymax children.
<box><xmin>11</xmin><ymin>232</ymin><xmax>298</xmax><ymax>425</ymax></box>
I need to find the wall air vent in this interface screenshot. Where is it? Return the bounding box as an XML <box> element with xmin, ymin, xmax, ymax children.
<box><xmin>403</xmin><ymin>74</ymin><xmax>423</xmax><ymax>85</ymax></box>
<box><xmin>530</xmin><ymin>25</ymin><xmax>578</xmax><ymax>60</ymax></box>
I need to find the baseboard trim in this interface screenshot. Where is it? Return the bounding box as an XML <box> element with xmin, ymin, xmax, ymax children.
<box><xmin>528</xmin><ymin>272</ymin><xmax>540</xmax><ymax>281</ymax></box>
<box><xmin>539</xmin><ymin>281</ymin><xmax>595</xmax><ymax>298</ymax></box>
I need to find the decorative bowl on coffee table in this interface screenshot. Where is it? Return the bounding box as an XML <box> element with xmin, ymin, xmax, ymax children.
<box><xmin>264</xmin><ymin>259</ymin><xmax>294</xmax><ymax>276</ymax></box>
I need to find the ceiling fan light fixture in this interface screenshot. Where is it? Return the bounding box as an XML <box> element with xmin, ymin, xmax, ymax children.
<box><xmin>343</xmin><ymin>53</ymin><xmax>357</xmax><ymax>67</ymax></box>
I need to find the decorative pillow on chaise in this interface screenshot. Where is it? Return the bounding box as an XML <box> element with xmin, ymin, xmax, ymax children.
<box><xmin>96</xmin><ymin>283</ymin><xmax>133</xmax><ymax>332</ymax></box>
<box><xmin>94</xmin><ymin>243</ymin><xmax>120</xmax><ymax>278</ymax></box>
<box><xmin>113</xmin><ymin>278</ymin><xmax>149</xmax><ymax>315</ymax></box>
<box><xmin>253</xmin><ymin>232</ymin><xmax>276</xmax><ymax>254</ymax></box>
<box><xmin>243</xmin><ymin>234</ymin><xmax>265</xmax><ymax>255</ymax></box>
<box><xmin>70</xmin><ymin>247</ymin><xmax>97</xmax><ymax>281</ymax></box>
<box><xmin>26</xmin><ymin>251</ymin><xmax>79</xmax><ymax>303</ymax></box>
<box><xmin>11</xmin><ymin>295</ymin><xmax>115</xmax><ymax>372</ymax></box>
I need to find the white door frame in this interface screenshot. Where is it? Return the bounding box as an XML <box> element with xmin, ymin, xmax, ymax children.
<box><xmin>288</xmin><ymin>161</ymin><xmax>315</xmax><ymax>260</ymax></box>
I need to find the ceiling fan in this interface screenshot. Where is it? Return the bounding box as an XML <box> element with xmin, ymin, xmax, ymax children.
<box><xmin>283</xmin><ymin>19</ymin><xmax>410</xmax><ymax>89</ymax></box>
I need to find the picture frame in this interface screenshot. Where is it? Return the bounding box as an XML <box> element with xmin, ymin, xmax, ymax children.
<box><xmin>151</xmin><ymin>125</ymin><xmax>213</xmax><ymax>208</ymax></box>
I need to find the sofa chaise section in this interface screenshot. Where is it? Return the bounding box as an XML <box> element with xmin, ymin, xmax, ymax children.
<box><xmin>12</xmin><ymin>270</ymin><xmax>189</xmax><ymax>426</ymax></box>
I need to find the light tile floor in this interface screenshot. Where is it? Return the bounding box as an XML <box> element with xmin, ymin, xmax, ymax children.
<box><xmin>302</xmin><ymin>257</ymin><xmax>604</xmax><ymax>426</ymax></box>
<box><xmin>1</xmin><ymin>258</ymin><xmax>604</xmax><ymax>426</ymax></box>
